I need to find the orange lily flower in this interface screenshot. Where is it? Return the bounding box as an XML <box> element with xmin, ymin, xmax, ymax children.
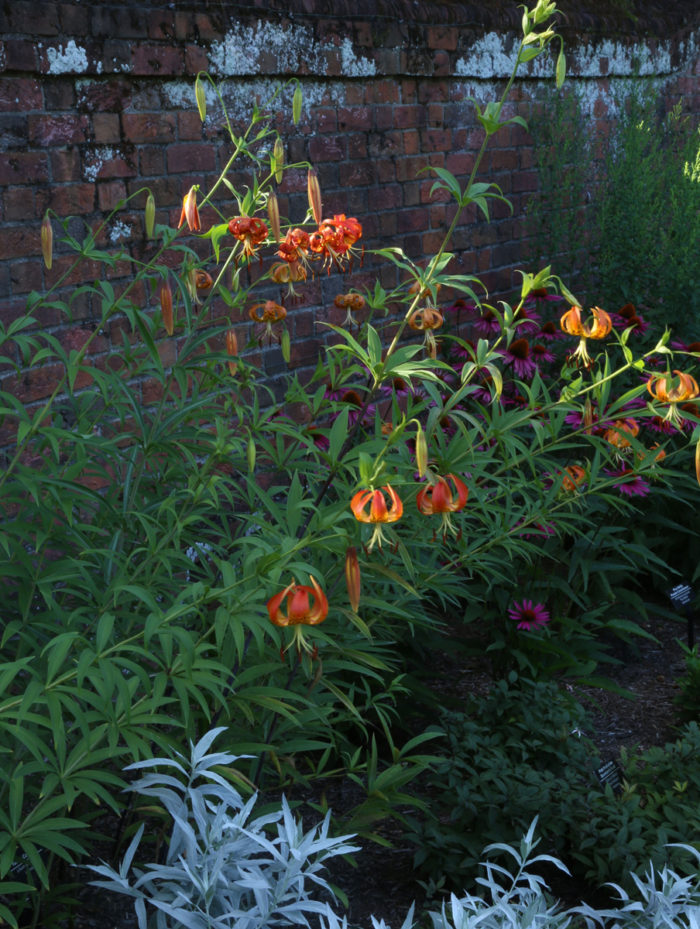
<box><xmin>350</xmin><ymin>485</ymin><xmax>403</xmax><ymax>551</ymax></box>
<box><xmin>334</xmin><ymin>292</ymin><xmax>367</xmax><ymax>328</ymax></box>
<box><xmin>178</xmin><ymin>186</ymin><xmax>201</xmax><ymax>232</ymax></box>
<box><xmin>267</xmin><ymin>576</ymin><xmax>328</xmax><ymax>627</ymax></box>
<box><xmin>409</xmin><ymin>306</ymin><xmax>443</xmax><ymax>358</ymax></box>
<box><xmin>560</xmin><ymin>464</ymin><xmax>586</xmax><ymax>492</ymax></box>
<box><xmin>228</xmin><ymin>216</ymin><xmax>269</xmax><ymax>259</ymax></box>
<box><xmin>647</xmin><ymin>370</ymin><xmax>699</xmax><ymax>428</ymax></box>
<box><xmin>560</xmin><ymin>305</ymin><xmax>612</xmax><ymax>367</ymax></box>
<box><xmin>604</xmin><ymin>418</ymin><xmax>640</xmax><ymax>451</ymax></box>
<box><xmin>416</xmin><ymin>473</ymin><xmax>469</xmax><ymax>539</ymax></box>
<box><xmin>249</xmin><ymin>300</ymin><xmax>287</xmax><ymax>342</ymax></box>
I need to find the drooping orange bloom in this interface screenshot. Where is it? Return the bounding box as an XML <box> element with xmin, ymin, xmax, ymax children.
<box><xmin>277</xmin><ymin>227</ymin><xmax>311</xmax><ymax>280</ymax></box>
<box><xmin>334</xmin><ymin>292</ymin><xmax>367</xmax><ymax>328</ymax></box>
<box><xmin>560</xmin><ymin>305</ymin><xmax>612</xmax><ymax>368</ymax></box>
<box><xmin>178</xmin><ymin>186</ymin><xmax>201</xmax><ymax>232</ymax></box>
<box><xmin>267</xmin><ymin>576</ymin><xmax>328</xmax><ymax>627</ymax></box>
<box><xmin>416</xmin><ymin>474</ymin><xmax>469</xmax><ymax>539</ymax></box>
<box><xmin>310</xmin><ymin>215</ymin><xmax>363</xmax><ymax>271</ymax></box>
<box><xmin>647</xmin><ymin>370</ymin><xmax>699</xmax><ymax>427</ymax></box>
<box><xmin>228</xmin><ymin>216</ymin><xmax>269</xmax><ymax>258</ymax></box>
<box><xmin>560</xmin><ymin>464</ymin><xmax>586</xmax><ymax>492</ymax></box>
<box><xmin>409</xmin><ymin>306</ymin><xmax>443</xmax><ymax>358</ymax></box>
<box><xmin>249</xmin><ymin>300</ymin><xmax>287</xmax><ymax>341</ymax></box>
<box><xmin>416</xmin><ymin>474</ymin><xmax>468</xmax><ymax>515</ymax></box>
<box><xmin>604</xmin><ymin>418</ymin><xmax>640</xmax><ymax>450</ymax></box>
<box><xmin>350</xmin><ymin>485</ymin><xmax>403</xmax><ymax>552</ymax></box>
<box><xmin>560</xmin><ymin>306</ymin><xmax>612</xmax><ymax>339</ymax></box>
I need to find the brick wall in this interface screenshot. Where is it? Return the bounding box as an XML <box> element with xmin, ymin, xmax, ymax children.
<box><xmin>1</xmin><ymin>0</ymin><xmax>698</xmax><ymax>413</ymax></box>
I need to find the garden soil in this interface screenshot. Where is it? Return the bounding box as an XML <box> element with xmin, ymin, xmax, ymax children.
<box><xmin>69</xmin><ymin>610</ymin><xmax>691</xmax><ymax>929</ymax></box>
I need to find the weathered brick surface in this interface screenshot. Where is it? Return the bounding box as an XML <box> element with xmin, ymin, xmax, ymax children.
<box><xmin>0</xmin><ymin>0</ymin><xmax>696</xmax><ymax>428</ymax></box>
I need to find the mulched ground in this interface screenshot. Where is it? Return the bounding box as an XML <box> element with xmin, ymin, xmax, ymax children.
<box><xmin>64</xmin><ymin>607</ymin><xmax>692</xmax><ymax>928</ymax></box>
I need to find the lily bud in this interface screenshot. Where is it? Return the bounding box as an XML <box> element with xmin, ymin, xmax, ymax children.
<box><xmin>345</xmin><ymin>547</ymin><xmax>361</xmax><ymax>613</ymax></box>
<box><xmin>178</xmin><ymin>186</ymin><xmax>201</xmax><ymax>232</ymax></box>
<box><xmin>41</xmin><ymin>211</ymin><xmax>53</xmax><ymax>270</ymax></box>
<box><xmin>226</xmin><ymin>328</ymin><xmax>238</xmax><ymax>375</ymax></box>
<box><xmin>696</xmin><ymin>437</ymin><xmax>700</xmax><ymax>488</ymax></box>
<box><xmin>145</xmin><ymin>192</ymin><xmax>156</xmax><ymax>239</ymax></box>
<box><xmin>307</xmin><ymin>167</ymin><xmax>322</xmax><ymax>226</ymax></box>
<box><xmin>267</xmin><ymin>190</ymin><xmax>281</xmax><ymax>243</ymax></box>
<box><xmin>415</xmin><ymin>423</ymin><xmax>428</xmax><ymax>478</ymax></box>
<box><xmin>292</xmin><ymin>84</ymin><xmax>302</xmax><ymax>125</ymax></box>
<box><xmin>273</xmin><ymin>137</ymin><xmax>284</xmax><ymax>184</ymax></box>
<box><xmin>160</xmin><ymin>281</ymin><xmax>174</xmax><ymax>335</ymax></box>
<box><xmin>195</xmin><ymin>75</ymin><xmax>207</xmax><ymax>122</ymax></box>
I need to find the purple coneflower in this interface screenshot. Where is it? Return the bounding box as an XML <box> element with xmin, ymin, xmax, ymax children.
<box><xmin>472</xmin><ymin>308</ymin><xmax>502</xmax><ymax>338</ymax></box>
<box><xmin>606</xmin><ymin>466</ymin><xmax>650</xmax><ymax>497</ymax></box>
<box><xmin>508</xmin><ymin>599</ymin><xmax>551</xmax><ymax>631</ymax></box>
<box><xmin>502</xmin><ymin>338</ymin><xmax>537</xmax><ymax>379</ymax></box>
<box><xmin>532</xmin><ymin>342</ymin><xmax>556</xmax><ymax>365</ymax></box>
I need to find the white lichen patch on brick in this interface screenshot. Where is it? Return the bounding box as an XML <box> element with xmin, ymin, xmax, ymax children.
<box><xmin>339</xmin><ymin>37</ymin><xmax>376</xmax><ymax>77</ymax></box>
<box><xmin>108</xmin><ymin>221</ymin><xmax>131</xmax><ymax>244</ymax></box>
<box><xmin>47</xmin><ymin>40</ymin><xmax>89</xmax><ymax>75</ymax></box>
<box><xmin>209</xmin><ymin>21</ymin><xmax>324</xmax><ymax>76</ymax></box>
<box><xmin>163</xmin><ymin>77</ymin><xmax>344</xmax><ymax>124</ymax></box>
<box><xmin>456</xmin><ymin>31</ymin><xmax>696</xmax><ymax>80</ymax></box>
<box><xmin>208</xmin><ymin>20</ymin><xmax>375</xmax><ymax>78</ymax></box>
<box><xmin>83</xmin><ymin>147</ymin><xmax>116</xmax><ymax>182</ymax></box>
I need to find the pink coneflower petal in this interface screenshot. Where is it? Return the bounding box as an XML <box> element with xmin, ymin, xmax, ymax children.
<box><xmin>508</xmin><ymin>598</ymin><xmax>551</xmax><ymax>631</ymax></box>
<box><xmin>606</xmin><ymin>467</ymin><xmax>650</xmax><ymax>497</ymax></box>
<box><xmin>503</xmin><ymin>338</ymin><xmax>537</xmax><ymax>379</ymax></box>
<box><xmin>532</xmin><ymin>342</ymin><xmax>556</xmax><ymax>365</ymax></box>
<box><xmin>472</xmin><ymin>309</ymin><xmax>502</xmax><ymax>337</ymax></box>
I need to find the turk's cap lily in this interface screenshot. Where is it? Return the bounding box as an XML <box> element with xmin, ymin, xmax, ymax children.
<box><xmin>267</xmin><ymin>576</ymin><xmax>328</xmax><ymax>627</ymax></box>
<box><xmin>350</xmin><ymin>485</ymin><xmax>403</xmax><ymax>524</ymax></box>
<box><xmin>560</xmin><ymin>305</ymin><xmax>612</xmax><ymax>340</ymax></box>
<box><xmin>416</xmin><ymin>474</ymin><xmax>468</xmax><ymax>515</ymax></box>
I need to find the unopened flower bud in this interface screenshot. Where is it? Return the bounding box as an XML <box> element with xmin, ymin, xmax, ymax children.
<box><xmin>273</xmin><ymin>137</ymin><xmax>284</xmax><ymax>184</ymax></box>
<box><xmin>267</xmin><ymin>190</ymin><xmax>281</xmax><ymax>243</ymax></box>
<box><xmin>145</xmin><ymin>192</ymin><xmax>156</xmax><ymax>239</ymax></box>
<box><xmin>307</xmin><ymin>167</ymin><xmax>322</xmax><ymax>226</ymax></box>
<box><xmin>415</xmin><ymin>424</ymin><xmax>428</xmax><ymax>478</ymax></box>
<box><xmin>41</xmin><ymin>211</ymin><xmax>53</xmax><ymax>270</ymax></box>
<box><xmin>226</xmin><ymin>328</ymin><xmax>238</xmax><ymax>375</ymax></box>
<box><xmin>345</xmin><ymin>546</ymin><xmax>361</xmax><ymax>612</ymax></box>
<box><xmin>160</xmin><ymin>281</ymin><xmax>174</xmax><ymax>335</ymax></box>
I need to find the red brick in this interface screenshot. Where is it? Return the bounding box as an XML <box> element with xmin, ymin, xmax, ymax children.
<box><xmin>51</xmin><ymin>149</ymin><xmax>81</xmax><ymax>182</ymax></box>
<box><xmin>512</xmin><ymin>170</ymin><xmax>537</xmax><ymax>193</ymax></box>
<box><xmin>337</xmin><ymin>106</ymin><xmax>372</xmax><ymax>131</ymax></box>
<box><xmin>98</xmin><ymin>180</ymin><xmax>127</xmax><ymax>211</ymax></box>
<box><xmin>50</xmin><ymin>184</ymin><xmax>95</xmax><ymax>216</ymax></box>
<box><xmin>2</xmin><ymin>39</ymin><xmax>39</xmax><ymax>71</ymax></box>
<box><xmin>6</xmin><ymin>1</ymin><xmax>61</xmax><ymax>34</ymax></box>
<box><xmin>339</xmin><ymin>162</ymin><xmax>375</xmax><ymax>187</ymax></box>
<box><xmin>397</xmin><ymin>209</ymin><xmax>429</xmax><ymax>233</ymax></box>
<box><xmin>421</xmin><ymin>128</ymin><xmax>452</xmax><ymax>152</ymax></box>
<box><xmin>347</xmin><ymin>133</ymin><xmax>367</xmax><ymax>159</ymax></box>
<box><xmin>9</xmin><ymin>260</ymin><xmax>40</xmax><ymax>294</ymax></box>
<box><xmin>314</xmin><ymin>108</ymin><xmax>338</xmax><ymax>132</ymax></box>
<box><xmin>84</xmin><ymin>149</ymin><xmax>136</xmax><ymax>180</ymax></box>
<box><xmin>131</xmin><ymin>45</ymin><xmax>185</xmax><ymax>76</ymax></box>
<box><xmin>139</xmin><ymin>147</ymin><xmax>166</xmax><ymax>177</ymax></box>
<box><xmin>393</xmin><ymin>105</ymin><xmax>424</xmax><ymax>130</ymax></box>
<box><xmin>0</xmin><ymin>152</ymin><xmax>49</xmax><ymax>185</ymax></box>
<box><xmin>185</xmin><ymin>44</ymin><xmax>208</xmax><ymax>75</ymax></box>
<box><xmin>432</xmin><ymin>50</ymin><xmax>451</xmax><ymax>77</ymax></box>
<box><xmin>3</xmin><ymin>187</ymin><xmax>35</xmax><ymax>222</ymax></box>
<box><xmin>0</xmin><ymin>78</ymin><xmax>42</xmax><ymax>113</ymax></box>
<box><xmin>122</xmin><ymin>112</ymin><xmax>177</xmax><ymax>144</ymax></box>
<box><xmin>309</xmin><ymin>136</ymin><xmax>345</xmax><ymax>163</ymax></box>
<box><xmin>92</xmin><ymin>112</ymin><xmax>121</xmax><ymax>143</ymax></box>
<box><xmin>177</xmin><ymin>112</ymin><xmax>204</xmax><ymax>141</ymax></box>
<box><xmin>77</xmin><ymin>79</ymin><xmax>132</xmax><ymax>113</ymax></box>
<box><xmin>166</xmin><ymin>143</ymin><xmax>216</xmax><ymax>173</ymax></box>
<box><xmin>28</xmin><ymin>114</ymin><xmax>90</xmax><ymax>146</ymax></box>
<box><xmin>147</xmin><ymin>9</ymin><xmax>176</xmax><ymax>40</ymax></box>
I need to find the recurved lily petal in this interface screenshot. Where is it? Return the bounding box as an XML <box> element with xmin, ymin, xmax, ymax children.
<box><xmin>267</xmin><ymin>576</ymin><xmax>328</xmax><ymax>627</ymax></box>
<box><xmin>350</xmin><ymin>485</ymin><xmax>403</xmax><ymax>524</ymax></box>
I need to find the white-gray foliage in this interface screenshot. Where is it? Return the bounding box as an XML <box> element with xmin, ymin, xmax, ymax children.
<box><xmin>87</xmin><ymin>728</ymin><xmax>359</xmax><ymax>929</ymax></box>
<box><xmin>88</xmin><ymin>730</ymin><xmax>700</xmax><ymax>929</ymax></box>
